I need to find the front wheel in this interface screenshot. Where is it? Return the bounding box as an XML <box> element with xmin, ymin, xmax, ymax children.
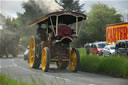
<box><xmin>69</xmin><ymin>48</ymin><xmax>80</xmax><ymax>72</ymax></box>
<box><xmin>29</xmin><ymin>36</ymin><xmax>40</xmax><ymax>68</ymax></box>
<box><xmin>41</xmin><ymin>47</ymin><xmax>51</xmax><ymax>72</ymax></box>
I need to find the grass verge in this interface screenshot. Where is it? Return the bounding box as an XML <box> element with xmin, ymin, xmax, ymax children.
<box><xmin>0</xmin><ymin>74</ymin><xmax>47</xmax><ymax>85</ymax></box>
<box><xmin>79</xmin><ymin>48</ymin><xmax>128</xmax><ymax>78</ymax></box>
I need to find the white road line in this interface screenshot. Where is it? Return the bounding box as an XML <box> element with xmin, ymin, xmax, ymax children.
<box><xmin>12</xmin><ymin>59</ymin><xmax>74</xmax><ymax>84</ymax></box>
<box><xmin>88</xmin><ymin>84</ymin><xmax>96</xmax><ymax>85</ymax></box>
<box><xmin>0</xmin><ymin>59</ymin><xmax>17</xmax><ymax>69</ymax></box>
<box><xmin>12</xmin><ymin>59</ymin><xmax>17</xmax><ymax>67</ymax></box>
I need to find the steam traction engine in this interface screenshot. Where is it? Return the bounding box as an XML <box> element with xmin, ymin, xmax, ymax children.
<box><xmin>29</xmin><ymin>11</ymin><xmax>86</xmax><ymax>72</ymax></box>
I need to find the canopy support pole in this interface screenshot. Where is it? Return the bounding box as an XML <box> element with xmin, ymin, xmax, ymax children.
<box><xmin>76</xmin><ymin>17</ymin><xmax>78</xmax><ymax>36</ymax></box>
<box><xmin>78</xmin><ymin>20</ymin><xmax>85</xmax><ymax>35</ymax></box>
<box><xmin>56</xmin><ymin>16</ymin><xmax>58</xmax><ymax>36</ymax></box>
<box><xmin>50</xmin><ymin>17</ymin><xmax>55</xmax><ymax>36</ymax></box>
<box><xmin>46</xmin><ymin>22</ymin><xmax>48</xmax><ymax>33</ymax></box>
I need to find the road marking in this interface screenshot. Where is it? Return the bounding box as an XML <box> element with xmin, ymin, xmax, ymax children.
<box><xmin>88</xmin><ymin>84</ymin><xmax>96</xmax><ymax>85</ymax></box>
<box><xmin>0</xmin><ymin>59</ymin><xmax>17</xmax><ymax>69</ymax></box>
<box><xmin>12</xmin><ymin>59</ymin><xmax>17</xmax><ymax>67</ymax></box>
<box><xmin>12</xmin><ymin>59</ymin><xmax>78</xmax><ymax>84</ymax></box>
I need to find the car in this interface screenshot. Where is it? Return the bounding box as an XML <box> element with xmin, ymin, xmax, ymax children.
<box><xmin>90</xmin><ymin>42</ymin><xmax>107</xmax><ymax>56</ymax></box>
<box><xmin>102</xmin><ymin>45</ymin><xmax>115</xmax><ymax>56</ymax></box>
<box><xmin>24</xmin><ymin>46</ymin><xmax>29</xmax><ymax>60</ymax></box>
<box><xmin>115</xmin><ymin>39</ymin><xmax>128</xmax><ymax>56</ymax></box>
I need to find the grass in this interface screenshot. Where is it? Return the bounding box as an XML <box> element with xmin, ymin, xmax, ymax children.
<box><xmin>79</xmin><ymin>48</ymin><xmax>128</xmax><ymax>78</ymax></box>
<box><xmin>0</xmin><ymin>74</ymin><xmax>47</xmax><ymax>85</ymax></box>
<box><xmin>0</xmin><ymin>74</ymin><xmax>74</xmax><ymax>85</ymax></box>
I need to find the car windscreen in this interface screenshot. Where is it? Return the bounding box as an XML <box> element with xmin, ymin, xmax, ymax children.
<box><xmin>97</xmin><ymin>43</ymin><xmax>106</xmax><ymax>48</ymax></box>
<box><xmin>110</xmin><ymin>46</ymin><xmax>115</xmax><ymax>49</ymax></box>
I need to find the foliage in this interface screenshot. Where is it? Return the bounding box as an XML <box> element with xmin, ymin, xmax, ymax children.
<box><xmin>0</xmin><ymin>74</ymin><xmax>47</xmax><ymax>85</ymax></box>
<box><xmin>79</xmin><ymin>48</ymin><xmax>128</xmax><ymax>78</ymax></box>
<box><xmin>99</xmin><ymin>57</ymin><xmax>128</xmax><ymax>77</ymax></box>
<box><xmin>73</xmin><ymin>3</ymin><xmax>122</xmax><ymax>47</ymax></box>
<box><xmin>14</xmin><ymin>0</ymin><xmax>43</xmax><ymax>46</ymax></box>
<box><xmin>79</xmin><ymin>48</ymin><xmax>103</xmax><ymax>72</ymax></box>
<box><xmin>58</xmin><ymin>0</ymin><xmax>85</xmax><ymax>13</ymax></box>
<box><xmin>0</xmin><ymin>14</ymin><xmax>19</xmax><ymax>56</ymax></box>
<box><xmin>86</xmin><ymin>3</ymin><xmax>122</xmax><ymax>41</ymax></box>
<box><xmin>72</xmin><ymin>30</ymin><xmax>90</xmax><ymax>47</ymax></box>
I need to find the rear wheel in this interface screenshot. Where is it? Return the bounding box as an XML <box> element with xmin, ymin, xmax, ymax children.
<box><xmin>41</xmin><ymin>47</ymin><xmax>51</xmax><ymax>72</ymax></box>
<box><xmin>69</xmin><ymin>48</ymin><xmax>80</xmax><ymax>72</ymax></box>
<box><xmin>29</xmin><ymin>36</ymin><xmax>40</xmax><ymax>68</ymax></box>
<box><xmin>56</xmin><ymin>61</ymin><xmax>68</xmax><ymax>69</ymax></box>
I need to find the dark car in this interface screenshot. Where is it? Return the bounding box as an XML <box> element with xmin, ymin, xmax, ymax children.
<box><xmin>115</xmin><ymin>39</ymin><xmax>128</xmax><ymax>56</ymax></box>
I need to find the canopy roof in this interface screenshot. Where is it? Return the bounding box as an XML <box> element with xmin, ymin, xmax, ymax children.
<box><xmin>29</xmin><ymin>11</ymin><xmax>87</xmax><ymax>26</ymax></box>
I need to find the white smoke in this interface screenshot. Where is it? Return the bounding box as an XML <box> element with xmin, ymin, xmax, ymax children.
<box><xmin>0</xmin><ymin>25</ymin><xmax>3</xmax><ymax>30</ymax></box>
<box><xmin>34</xmin><ymin>0</ymin><xmax>64</xmax><ymax>14</ymax></box>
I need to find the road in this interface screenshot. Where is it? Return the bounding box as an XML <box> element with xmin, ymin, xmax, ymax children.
<box><xmin>0</xmin><ymin>55</ymin><xmax>128</xmax><ymax>85</ymax></box>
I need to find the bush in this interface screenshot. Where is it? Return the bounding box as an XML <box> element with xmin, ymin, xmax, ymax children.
<box><xmin>80</xmin><ymin>55</ymin><xmax>102</xmax><ymax>72</ymax></box>
<box><xmin>98</xmin><ymin>57</ymin><xmax>128</xmax><ymax>77</ymax></box>
<box><xmin>79</xmin><ymin>48</ymin><xmax>128</xmax><ymax>78</ymax></box>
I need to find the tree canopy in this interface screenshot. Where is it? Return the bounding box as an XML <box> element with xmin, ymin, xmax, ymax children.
<box><xmin>58</xmin><ymin>0</ymin><xmax>84</xmax><ymax>13</ymax></box>
<box><xmin>72</xmin><ymin>3</ymin><xmax>122</xmax><ymax>47</ymax></box>
<box><xmin>86</xmin><ymin>3</ymin><xmax>122</xmax><ymax>41</ymax></box>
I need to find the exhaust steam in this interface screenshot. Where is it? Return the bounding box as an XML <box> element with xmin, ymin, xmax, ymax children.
<box><xmin>34</xmin><ymin>0</ymin><xmax>64</xmax><ymax>14</ymax></box>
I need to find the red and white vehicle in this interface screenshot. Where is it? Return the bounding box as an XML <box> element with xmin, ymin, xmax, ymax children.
<box><xmin>90</xmin><ymin>42</ymin><xmax>107</xmax><ymax>55</ymax></box>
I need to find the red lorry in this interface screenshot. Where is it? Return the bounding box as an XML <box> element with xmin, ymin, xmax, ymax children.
<box><xmin>106</xmin><ymin>22</ymin><xmax>128</xmax><ymax>44</ymax></box>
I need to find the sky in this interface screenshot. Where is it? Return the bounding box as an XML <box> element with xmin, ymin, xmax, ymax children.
<box><xmin>0</xmin><ymin>0</ymin><xmax>128</xmax><ymax>19</ymax></box>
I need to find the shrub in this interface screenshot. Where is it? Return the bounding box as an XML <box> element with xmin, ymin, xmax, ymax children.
<box><xmin>80</xmin><ymin>55</ymin><xmax>102</xmax><ymax>72</ymax></box>
<box><xmin>79</xmin><ymin>48</ymin><xmax>128</xmax><ymax>78</ymax></box>
<box><xmin>98</xmin><ymin>57</ymin><xmax>127</xmax><ymax>77</ymax></box>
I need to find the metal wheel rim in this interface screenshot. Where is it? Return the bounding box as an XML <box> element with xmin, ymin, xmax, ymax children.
<box><xmin>41</xmin><ymin>49</ymin><xmax>47</xmax><ymax>71</ymax></box>
<box><xmin>29</xmin><ymin>37</ymin><xmax>35</xmax><ymax>68</ymax></box>
<box><xmin>69</xmin><ymin>49</ymin><xmax>77</xmax><ymax>71</ymax></box>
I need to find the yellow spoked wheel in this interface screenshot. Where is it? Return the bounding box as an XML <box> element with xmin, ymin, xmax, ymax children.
<box><xmin>69</xmin><ymin>48</ymin><xmax>80</xmax><ymax>72</ymax></box>
<box><xmin>29</xmin><ymin>36</ymin><xmax>35</xmax><ymax>68</ymax></box>
<box><xmin>29</xmin><ymin>36</ymin><xmax>40</xmax><ymax>68</ymax></box>
<box><xmin>41</xmin><ymin>47</ymin><xmax>50</xmax><ymax>72</ymax></box>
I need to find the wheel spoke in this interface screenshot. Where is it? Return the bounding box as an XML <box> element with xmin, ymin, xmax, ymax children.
<box><xmin>29</xmin><ymin>37</ymin><xmax>35</xmax><ymax>68</ymax></box>
<box><xmin>42</xmin><ymin>49</ymin><xmax>47</xmax><ymax>71</ymax></box>
<box><xmin>69</xmin><ymin>49</ymin><xmax>79</xmax><ymax>72</ymax></box>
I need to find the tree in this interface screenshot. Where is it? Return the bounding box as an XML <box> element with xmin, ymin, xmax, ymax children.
<box><xmin>72</xmin><ymin>3</ymin><xmax>122</xmax><ymax>47</ymax></box>
<box><xmin>86</xmin><ymin>3</ymin><xmax>122</xmax><ymax>41</ymax></box>
<box><xmin>0</xmin><ymin>13</ymin><xmax>6</xmax><ymax>25</ymax></box>
<box><xmin>14</xmin><ymin>0</ymin><xmax>43</xmax><ymax>46</ymax></box>
<box><xmin>58</xmin><ymin>0</ymin><xmax>84</xmax><ymax>13</ymax></box>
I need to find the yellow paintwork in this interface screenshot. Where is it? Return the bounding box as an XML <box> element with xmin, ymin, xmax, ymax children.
<box><xmin>106</xmin><ymin>23</ymin><xmax>128</xmax><ymax>44</ymax></box>
<box><xmin>29</xmin><ymin>36</ymin><xmax>35</xmax><ymax>68</ymax></box>
<box><xmin>41</xmin><ymin>48</ymin><xmax>47</xmax><ymax>71</ymax></box>
<box><xmin>69</xmin><ymin>49</ymin><xmax>77</xmax><ymax>71</ymax></box>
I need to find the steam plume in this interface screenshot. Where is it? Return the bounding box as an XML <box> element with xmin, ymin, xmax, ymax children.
<box><xmin>35</xmin><ymin>0</ymin><xmax>64</xmax><ymax>14</ymax></box>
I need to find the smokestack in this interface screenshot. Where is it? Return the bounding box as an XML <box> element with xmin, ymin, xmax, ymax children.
<box><xmin>34</xmin><ymin>0</ymin><xmax>64</xmax><ymax>14</ymax></box>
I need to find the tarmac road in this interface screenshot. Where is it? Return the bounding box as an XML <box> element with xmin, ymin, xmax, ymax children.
<box><xmin>0</xmin><ymin>55</ymin><xmax>128</xmax><ymax>85</ymax></box>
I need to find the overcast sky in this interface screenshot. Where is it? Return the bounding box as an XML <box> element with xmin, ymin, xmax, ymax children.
<box><xmin>0</xmin><ymin>0</ymin><xmax>128</xmax><ymax>18</ymax></box>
